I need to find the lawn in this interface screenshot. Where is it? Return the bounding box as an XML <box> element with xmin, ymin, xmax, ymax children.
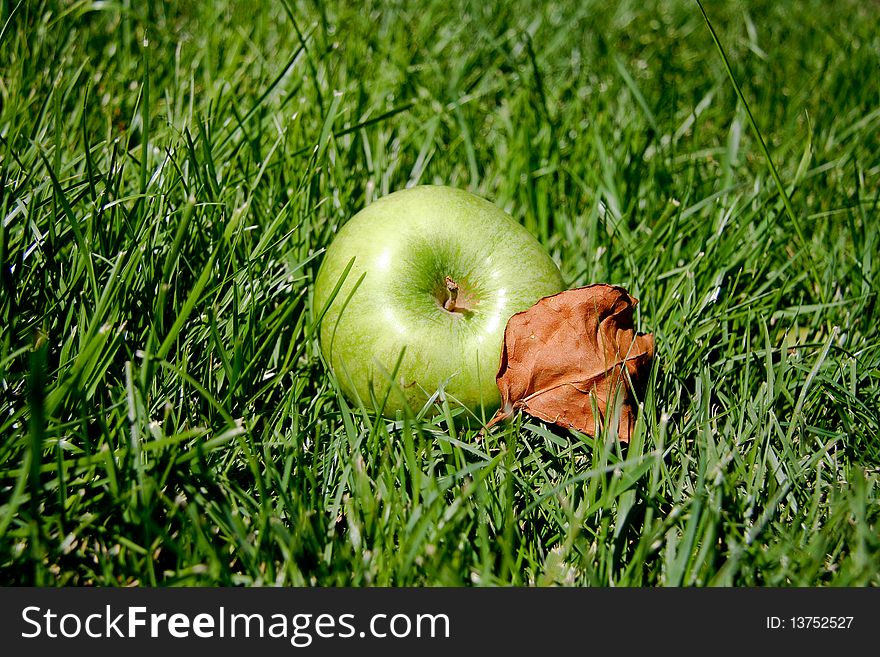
<box><xmin>1</xmin><ymin>0</ymin><xmax>878</xmax><ymax>586</ymax></box>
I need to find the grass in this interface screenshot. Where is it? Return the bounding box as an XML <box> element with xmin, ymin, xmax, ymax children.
<box><xmin>1</xmin><ymin>0</ymin><xmax>878</xmax><ymax>586</ymax></box>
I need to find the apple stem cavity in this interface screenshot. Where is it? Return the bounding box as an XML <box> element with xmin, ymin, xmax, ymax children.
<box><xmin>443</xmin><ymin>276</ymin><xmax>460</xmax><ymax>312</ymax></box>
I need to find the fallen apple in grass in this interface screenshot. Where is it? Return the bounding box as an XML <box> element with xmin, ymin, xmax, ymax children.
<box><xmin>313</xmin><ymin>185</ymin><xmax>565</xmax><ymax>418</ymax></box>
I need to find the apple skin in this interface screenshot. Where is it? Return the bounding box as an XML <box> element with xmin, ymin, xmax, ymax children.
<box><xmin>314</xmin><ymin>185</ymin><xmax>565</xmax><ymax>419</ymax></box>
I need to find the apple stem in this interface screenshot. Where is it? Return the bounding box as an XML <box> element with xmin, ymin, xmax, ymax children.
<box><xmin>443</xmin><ymin>276</ymin><xmax>459</xmax><ymax>312</ymax></box>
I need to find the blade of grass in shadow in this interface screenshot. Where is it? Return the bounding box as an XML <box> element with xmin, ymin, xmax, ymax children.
<box><xmin>695</xmin><ymin>0</ymin><xmax>823</xmax><ymax>300</ymax></box>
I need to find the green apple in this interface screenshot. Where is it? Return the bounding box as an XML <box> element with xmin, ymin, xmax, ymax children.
<box><xmin>313</xmin><ymin>185</ymin><xmax>564</xmax><ymax>419</ymax></box>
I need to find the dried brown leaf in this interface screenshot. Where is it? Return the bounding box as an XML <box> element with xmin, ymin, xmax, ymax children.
<box><xmin>487</xmin><ymin>284</ymin><xmax>654</xmax><ymax>442</ymax></box>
